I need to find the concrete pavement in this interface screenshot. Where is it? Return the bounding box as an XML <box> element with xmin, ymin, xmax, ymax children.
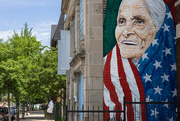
<box><xmin>14</xmin><ymin>110</ymin><xmax>54</xmax><ymax>121</ymax></box>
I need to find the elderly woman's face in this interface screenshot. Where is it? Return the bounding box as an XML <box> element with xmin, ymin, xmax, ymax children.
<box><xmin>115</xmin><ymin>0</ymin><xmax>157</xmax><ymax>60</ymax></box>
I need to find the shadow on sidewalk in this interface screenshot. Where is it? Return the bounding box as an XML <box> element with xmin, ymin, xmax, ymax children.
<box><xmin>15</xmin><ymin>110</ymin><xmax>53</xmax><ymax>121</ymax></box>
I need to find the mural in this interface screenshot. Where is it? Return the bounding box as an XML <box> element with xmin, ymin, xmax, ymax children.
<box><xmin>103</xmin><ymin>0</ymin><xmax>176</xmax><ymax>120</ymax></box>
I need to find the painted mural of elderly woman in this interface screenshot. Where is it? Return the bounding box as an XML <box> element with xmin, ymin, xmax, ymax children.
<box><xmin>103</xmin><ymin>0</ymin><xmax>176</xmax><ymax>121</ymax></box>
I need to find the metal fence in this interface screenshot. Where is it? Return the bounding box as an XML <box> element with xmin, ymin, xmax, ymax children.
<box><xmin>66</xmin><ymin>97</ymin><xmax>180</xmax><ymax>121</ymax></box>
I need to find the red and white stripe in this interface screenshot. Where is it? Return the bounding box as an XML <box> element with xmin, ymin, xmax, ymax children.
<box><xmin>104</xmin><ymin>44</ymin><xmax>146</xmax><ymax>121</ymax></box>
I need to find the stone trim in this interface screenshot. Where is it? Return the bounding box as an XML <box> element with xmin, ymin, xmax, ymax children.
<box><xmin>70</xmin><ymin>53</ymin><xmax>85</xmax><ymax>67</ymax></box>
<box><xmin>176</xmin><ymin>23</ymin><xmax>180</xmax><ymax>39</ymax></box>
<box><xmin>176</xmin><ymin>3</ymin><xmax>180</xmax><ymax>25</ymax></box>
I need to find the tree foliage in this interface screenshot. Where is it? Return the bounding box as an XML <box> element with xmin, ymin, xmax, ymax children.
<box><xmin>0</xmin><ymin>23</ymin><xmax>66</xmax><ymax>107</ymax></box>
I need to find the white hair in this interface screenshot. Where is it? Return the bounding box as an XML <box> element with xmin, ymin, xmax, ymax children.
<box><xmin>119</xmin><ymin>0</ymin><xmax>166</xmax><ymax>31</ymax></box>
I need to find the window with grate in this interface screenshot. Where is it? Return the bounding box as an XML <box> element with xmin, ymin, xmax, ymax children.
<box><xmin>73</xmin><ymin>18</ymin><xmax>76</xmax><ymax>52</ymax></box>
<box><xmin>79</xmin><ymin>0</ymin><xmax>84</xmax><ymax>51</ymax></box>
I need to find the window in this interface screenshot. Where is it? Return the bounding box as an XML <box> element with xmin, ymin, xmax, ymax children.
<box><xmin>73</xmin><ymin>18</ymin><xmax>76</xmax><ymax>51</ymax></box>
<box><xmin>79</xmin><ymin>0</ymin><xmax>84</xmax><ymax>51</ymax></box>
<box><xmin>79</xmin><ymin>71</ymin><xmax>84</xmax><ymax>121</ymax></box>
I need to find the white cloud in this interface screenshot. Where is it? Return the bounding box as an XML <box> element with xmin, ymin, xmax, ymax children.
<box><xmin>39</xmin><ymin>32</ymin><xmax>50</xmax><ymax>36</ymax></box>
<box><xmin>32</xmin><ymin>21</ymin><xmax>57</xmax><ymax>46</ymax></box>
<box><xmin>0</xmin><ymin>21</ymin><xmax>57</xmax><ymax>47</ymax></box>
<box><xmin>0</xmin><ymin>30</ymin><xmax>14</xmax><ymax>41</ymax></box>
<box><xmin>35</xmin><ymin>21</ymin><xmax>57</xmax><ymax>28</ymax></box>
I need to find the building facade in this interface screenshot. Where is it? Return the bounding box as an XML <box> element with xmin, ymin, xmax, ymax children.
<box><xmin>59</xmin><ymin>0</ymin><xmax>180</xmax><ymax>120</ymax></box>
<box><xmin>61</xmin><ymin>0</ymin><xmax>105</xmax><ymax>120</ymax></box>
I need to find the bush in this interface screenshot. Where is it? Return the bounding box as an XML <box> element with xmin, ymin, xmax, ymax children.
<box><xmin>61</xmin><ymin>118</ymin><xmax>65</xmax><ymax>121</ymax></box>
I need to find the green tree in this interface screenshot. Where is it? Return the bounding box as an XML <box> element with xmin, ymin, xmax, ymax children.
<box><xmin>0</xmin><ymin>23</ymin><xmax>66</xmax><ymax>121</ymax></box>
<box><xmin>0</xmin><ymin>39</ymin><xmax>3</xmax><ymax>43</ymax></box>
<box><xmin>40</xmin><ymin>49</ymin><xmax>66</xmax><ymax>101</ymax></box>
<box><xmin>27</xmin><ymin>49</ymin><xmax>66</xmax><ymax>103</ymax></box>
<box><xmin>0</xmin><ymin>23</ymin><xmax>44</xmax><ymax>120</ymax></box>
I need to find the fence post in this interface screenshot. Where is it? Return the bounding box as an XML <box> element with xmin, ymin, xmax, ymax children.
<box><xmin>66</xmin><ymin>105</ymin><xmax>68</xmax><ymax>121</ymax></box>
<box><xmin>123</xmin><ymin>97</ymin><xmax>126</xmax><ymax>121</ymax></box>
<box><xmin>178</xmin><ymin>97</ymin><xmax>180</xmax><ymax>121</ymax></box>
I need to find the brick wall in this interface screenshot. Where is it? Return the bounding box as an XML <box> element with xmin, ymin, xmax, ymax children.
<box><xmin>177</xmin><ymin>39</ymin><xmax>180</xmax><ymax>97</ymax></box>
<box><xmin>176</xmin><ymin>2</ymin><xmax>180</xmax><ymax>97</ymax></box>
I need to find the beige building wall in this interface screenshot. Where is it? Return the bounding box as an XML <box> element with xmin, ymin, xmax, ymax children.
<box><xmin>83</xmin><ymin>0</ymin><xmax>104</xmax><ymax>120</ymax></box>
<box><xmin>61</xmin><ymin>0</ymin><xmax>104</xmax><ymax>120</ymax></box>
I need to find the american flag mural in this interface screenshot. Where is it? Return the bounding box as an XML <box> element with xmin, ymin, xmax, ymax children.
<box><xmin>103</xmin><ymin>1</ymin><xmax>176</xmax><ymax>121</ymax></box>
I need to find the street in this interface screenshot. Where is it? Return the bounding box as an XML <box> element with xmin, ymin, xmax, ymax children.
<box><xmin>14</xmin><ymin>110</ymin><xmax>54</xmax><ymax>121</ymax></box>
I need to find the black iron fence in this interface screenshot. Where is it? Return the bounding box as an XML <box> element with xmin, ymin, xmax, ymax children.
<box><xmin>66</xmin><ymin>97</ymin><xmax>180</xmax><ymax>121</ymax></box>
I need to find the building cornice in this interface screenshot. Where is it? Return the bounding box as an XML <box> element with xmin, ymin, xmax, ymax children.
<box><xmin>70</xmin><ymin>53</ymin><xmax>85</xmax><ymax>67</ymax></box>
<box><xmin>61</xmin><ymin>0</ymin><xmax>70</xmax><ymax>14</ymax></box>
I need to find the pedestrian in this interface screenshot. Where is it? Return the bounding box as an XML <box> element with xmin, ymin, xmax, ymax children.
<box><xmin>47</xmin><ymin>100</ymin><xmax>54</xmax><ymax>113</ymax></box>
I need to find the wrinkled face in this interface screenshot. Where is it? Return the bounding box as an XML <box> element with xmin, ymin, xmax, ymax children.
<box><xmin>115</xmin><ymin>0</ymin><xmax>157</xmax><ymax>60</ymax></box>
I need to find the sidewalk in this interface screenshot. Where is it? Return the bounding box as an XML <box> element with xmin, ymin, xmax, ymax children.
<box><xmin>14</xmin><ymin>110</ymin><xmax>54</xmax><ymax>121</ymax></box>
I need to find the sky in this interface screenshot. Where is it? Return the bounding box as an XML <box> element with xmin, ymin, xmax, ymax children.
<box><xmin>0</xmin><ymin>0</ymin><xmax>62</xmax><ymax>47</ymax></box>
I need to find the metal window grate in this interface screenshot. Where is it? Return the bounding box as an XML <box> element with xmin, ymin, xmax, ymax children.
<box><xmin>79</xmin><ymin>0</ymin><xmax>84</xmax><ymax>52</ymax></box>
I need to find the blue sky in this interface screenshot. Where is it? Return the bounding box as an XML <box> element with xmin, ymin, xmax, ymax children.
<box><xmin>0</xmin><ymin>0</ymin><xmax>62</xmax><ymax>47</ymax></box>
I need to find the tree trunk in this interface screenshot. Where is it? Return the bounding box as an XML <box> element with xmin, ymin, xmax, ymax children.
<box><xmin>29</xmin><ymin>96</ymin><xmax>31</xmax><ymax>113</ymax></box>
<box><xmin>59</xmin><ymin>102</ymin><xmax>61</xmax><ymax>120</ymax></box>
<box><xmin>16</xmin><ymin>98</ymin><xmax>20</xmax><ymax>121</ymax></box>
<box><xmin>8</xmin><ymin>88</ymin><xmax>11</xmax><ymax>121</ymax></box>
<box><xmin>22</xmin><ymin>99</ymin><xmax>25</xmax><ymax>118</ymax></box>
